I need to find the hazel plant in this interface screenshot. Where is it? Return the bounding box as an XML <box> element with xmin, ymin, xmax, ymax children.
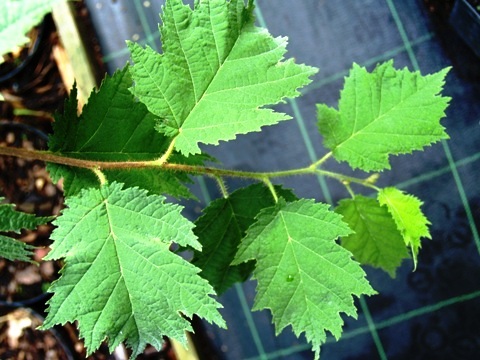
<box><xmin>0</xmin><ymin>0</ymin><xmax>450</xmax><ymax>358</ymax></box>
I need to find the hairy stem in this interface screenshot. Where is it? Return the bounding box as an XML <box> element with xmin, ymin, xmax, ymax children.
<box><xmin>157</xmin><ymin>138</ymin><xmax>177</xmax><ymax>165</ymax></box>
<box><xmin>263</xmin><ymin>177</ymin><xmax>279</xmax><ymax>203</ymax></box>
<box><xmin>317</xmin><ymin>169</ymin><xmax>380</xmax><ymax>191</ymax></box>
<box><xmin>215</xmin><ymin>177</ymin><xmax>229</xmax><ymax>198</ymax></box>
<box><xmin>92</xmin><ymin>168</ymin><xmax>107</xmax><ymax>185</ymax></box>
<box><xmin>0</xmin><ymin>145</ymin><xmax>378</xmax><ymax>191</ymax></box>
<box><xmin>0</xmin><ymin>147</ymin><xmax>159</xmax><ymax>170</ymax></box>
<box><xmin>310</xmin><ymin>151</ymin><xmax>333</xmax><ymax>169</ymax></box>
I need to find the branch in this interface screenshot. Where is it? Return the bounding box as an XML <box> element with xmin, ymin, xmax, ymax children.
<box><xmin>0</xmin><ymin>145</ymin><xmax>379</xmax><ymax>191</ymax></box>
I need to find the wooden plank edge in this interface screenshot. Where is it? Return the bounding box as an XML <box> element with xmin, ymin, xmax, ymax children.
<box><xmin>51</xmin><ymin>1</ymin><xmax>97</xmax><ymax>108</ymax></box>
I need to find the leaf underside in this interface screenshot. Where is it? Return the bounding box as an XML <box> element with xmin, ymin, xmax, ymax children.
<box><xmin>336</xmin><ymin>195</ymin><xmax>409</xmax><ymax>277</ymax></box>
<box><xmin>317</xmin><ymin>61</ymin><xmax>450</xmax><ymax>171</ymax></box>
<box><xmin>41</xmin><ymin>183</ymin><xmax>225</xmax><ymax>357</ymax></box>
<box><xmin>128</xmin><ymin>0</ymin><xmax>317</xmax><ymax>155</ymax></box>
<box><xmin>233</xmin><ymin>199</ymin><xmax>376</xmax><ymax>359</ymax></box>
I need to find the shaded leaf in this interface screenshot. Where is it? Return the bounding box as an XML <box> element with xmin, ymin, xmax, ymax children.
<box><xmin>0</xmin><ymin>198</ymin><xmax>52</xmax><ymax>262</ymax></box>
<box><xmin>48</xmin><ymin>66</ymin><xmax>198</xmax><ymax>198</ymax></box>
<box><xmin>336</xmin><ymin>195</ymin><xmax>409</xmax><ymax>277</ymax></box>
<box><xmin>192</xmin><ymin>183</ymin><xmax>296</xmax><ymax>294</ymax></box>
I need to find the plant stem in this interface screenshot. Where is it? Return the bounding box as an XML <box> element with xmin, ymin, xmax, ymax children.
<box><xmin>310</xmin><ymin>151</ymin><xmax>333</xmax><ymax>169</ymax></box>
<box><xmin>317</xmin><ymin>169</ymin><xmax>380</xmax><ymax>191</ymax></box>
<box><xmin>215</xmin><ymin>177</ymin><xmax>229</xmax><ymax>198</ymax></box>
<box><xmin>92</xmin><ymin>168</ymin><xmax>107</xmax><ymax>185</ymax></box>
<box><xmin>157</xmin><ymin>138</ymin><xmax>177</xmax><ymax>165</ymax></box>
<box><xmin>13</xmin><ymin>108</ymin><xmax>53</xmax><ymax>119</ymax></box>
<box><xmin>0</xmin><ymin>145</ymin><xmax>379</xmax><ymax>192</ymax></box>
<box><xmin>0</xmin><ymin>146</ymin><xmax>158</xmax><ymax>170</ymax></box>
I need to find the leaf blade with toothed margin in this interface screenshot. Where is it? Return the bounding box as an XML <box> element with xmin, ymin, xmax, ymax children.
<box><xmin>128</xmin><ymin>0</ymin><xmax>317</xmax><ymax>155</ymax></box>
<box><xmin>40</xmin><ymin>182</ymin><xmax>225</xmax><ymax>357</ymax></box>
<box><xmin>0</xmin><ymin>198</ymin><xmax>53</xmax><ymax>262</ymax></box>
<box><xmin>192</xmin><ymin>183</ymin><xmax>297</xmax><ymax>294</ymax></box>
<box><xmin>233</xmin><ymin>199</ymin><xmax>376</xmax><ymax>359</ymax></box>
<box><xmin>317</xmin><ymin>61</ymin><xmax>450</xmax><ymax>171</ymax></box>
<box><xmin>335</xmin><ymin>195</ymin><xmax>409</xmax><ymax>277</ymax></box>
<box><xmin>47</xmin><ymin>66</ymin><xmax>202</xmax><ymax>198</ymax></box>
<box><xmin>377</xmin><ymin>187</ymin><xmax>431</xmax><ymax>268</ymax></box>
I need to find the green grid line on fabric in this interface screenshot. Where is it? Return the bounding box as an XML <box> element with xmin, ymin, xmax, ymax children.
<box><xmin>385</xmin><ymin>0</ymin><xmax>480</xmax><ymax>257</ymax></box>
<box><xmin>243</xmin><ymin>289</ymin><xmax>480</xmax><ymax>360</ymax></box>
<box><xmin>133</xmin><ymin>0</ymin><xmax>159</xmax><ymax>50</ymax></box>
<box><xmin>304</xmin><ymin>32</ymin><xmax>434</xmax><ymax>95</ymax></box>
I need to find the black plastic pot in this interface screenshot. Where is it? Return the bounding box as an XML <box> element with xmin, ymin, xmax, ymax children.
<box><xmin>0</xmin><ymin>307</ymin><xmax>75</xmax><ymax>360</ymax></box>
<box><xmin>0</xmin><ymin>17</ymin><xmax>48</xmax><ymax>85</ymax></box>
<box><xmin>449</xmin><ymin>0</ymin><xmax>480</xmax><ymax>58</ymax></box>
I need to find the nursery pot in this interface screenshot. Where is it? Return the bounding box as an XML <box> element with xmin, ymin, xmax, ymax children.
<box><xmin>0</xmin><ymin>17</ymin><xmax>47</xmax><ymax>86</ymax></box>
<box><xmin>449</xmin><ymin>0</ymin><xmax>480</xmax><ymax>57</ymax></box>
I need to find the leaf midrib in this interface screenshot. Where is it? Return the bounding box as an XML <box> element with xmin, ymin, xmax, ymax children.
<box><xmin>337</xmin><ymin>75</ymin><xmax>427</xmax><ymax>151</ymax></box>
<box><xmin>172</xmin><ymin>4</ymin><xmax>249</xmax><ymax>137</ymax></box>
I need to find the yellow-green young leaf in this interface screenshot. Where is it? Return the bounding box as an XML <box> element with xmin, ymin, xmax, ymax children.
<box><xmin>317</xmin><ymin>61</ymin><xmax>450</xmax><ymax>171</ymax></box>
<box><xmin>336</xmin><ymin>196</ymin><xmax>409</xmax><ymax>277</ymax></box>
<box><xmin>48</xmin><ymin>66</ymin><xmax>198</xmax><ymax>198</ymax></box>
<box><xmin>41</xmin><ymin>183</ymin><xmax>225</xmax><ymax>357</ymax></box>
<box><xmin>192</xmin><ymin>183</ymin><xmax>296</xmax><ymax>294</ymax></box>
<box><xmin>377</xmin><ymin>187</ymin><xmax>431</xmax><ymax>268</ymax></box>
<box><xmin>232</xmin><ymin>199</ymin><xmax>376</xmax><ymax>359</ymax></box>
<box><xmin>1</xmin><ymin>0</ymin><xmax>67</xmax><ymax>57</ymax></box>
<box><xmin>0</xmin><ymin>198</ymin><xmax>52</xmax><ymax>262</ymax></box>
<box><xmin>128</xmin><ymin>0</ymin><xmax>317</xmax><ymax>155</ymax></box>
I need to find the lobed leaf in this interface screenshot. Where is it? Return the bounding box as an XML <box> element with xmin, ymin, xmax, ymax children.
<box><xmin>233</xmin><ymin>199</ymin><xmax>376</xmax><ymax>359</ymax></box>
<box><xmin>41</xmin><ymin>182</ymin><xmax>225</xmax><ymax>357</ymax></box>
<box><xmin>317</xmin><ymin>61</ymin><xmax>450</xmax><ymax>171</ymax></box>
<box><xmin>192</xmin><ymin>183</ymin><xmax>296</xmax><ymax>294</ymax></box>
<box><xmin>377</xmin><ymin>187</ymin><xmax>431</xmax><ymax>268</ymax></box>
<box><xmin>0</xmin><ymin>198</ymin><xmax>53</xmax><ymax>262</ymax></box>
<box><xmin>48</xmin><ymin>66</ymin><xmax>198</xmax><ymax>198</ymax></box>
<box><xmin>128</xmin><ymin>0</ymin><xmax>317</xmax><ymax>155</ymax></box>
<box><xmin>335</xmin><ymin>195</ymin><xmax>409</xmax><ymax>277</ymax></box>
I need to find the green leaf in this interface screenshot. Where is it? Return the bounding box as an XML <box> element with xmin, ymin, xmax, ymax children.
<box><xmin>48</xmin><ymin>66</ymin><xmax>197</xmax><ymax>198</ymax></box>
<box><xmin>0</xmin><ymin>0</ymin><xmax>67</xmax><ymax>57</ymax></box>
<box><xmin>41</xmin><ymin>182</ymin><xmax>225</xmax><ymax>357</ymax></box>
<box><xmin>0</xmin><ymin>198</ymin><xmax>52</xmax><ymax>262</ymax></box>
<box><xmin>0</xmin><ymin>235</ymin><xmax>36</xmax><ymax>263</ymax></box>
<box><xmin>377</xmin><ymin>187</ymin><xmax>431</xmax><ymax>268</ymax></box>
<box><xmin>233</xmin><ymin>199</ymin><xmax>376</xmax><ymax>359</ymax></box>
<box><xmin>128</xmin><ymin>0</ymin><xmax>317</xmax><ymax>155</ymax></box>
<box><xmin>192</xmin><ymin>183</ymin><xmax>296</xmax><ymax>294</ymax></box>
<box><xmin>317</xmin><ymin>61</ymin><xmax>450</xmax><ymax>171</ymax></box>
<box><xmin>47</xmin><ymin>164</ymin><xmax>100</xmax><ymax>197</ymax></box>
<box><xmin>335</xmin><ymin>195</ymin><xmax>409</xmax><ymax>277</ymax></box>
